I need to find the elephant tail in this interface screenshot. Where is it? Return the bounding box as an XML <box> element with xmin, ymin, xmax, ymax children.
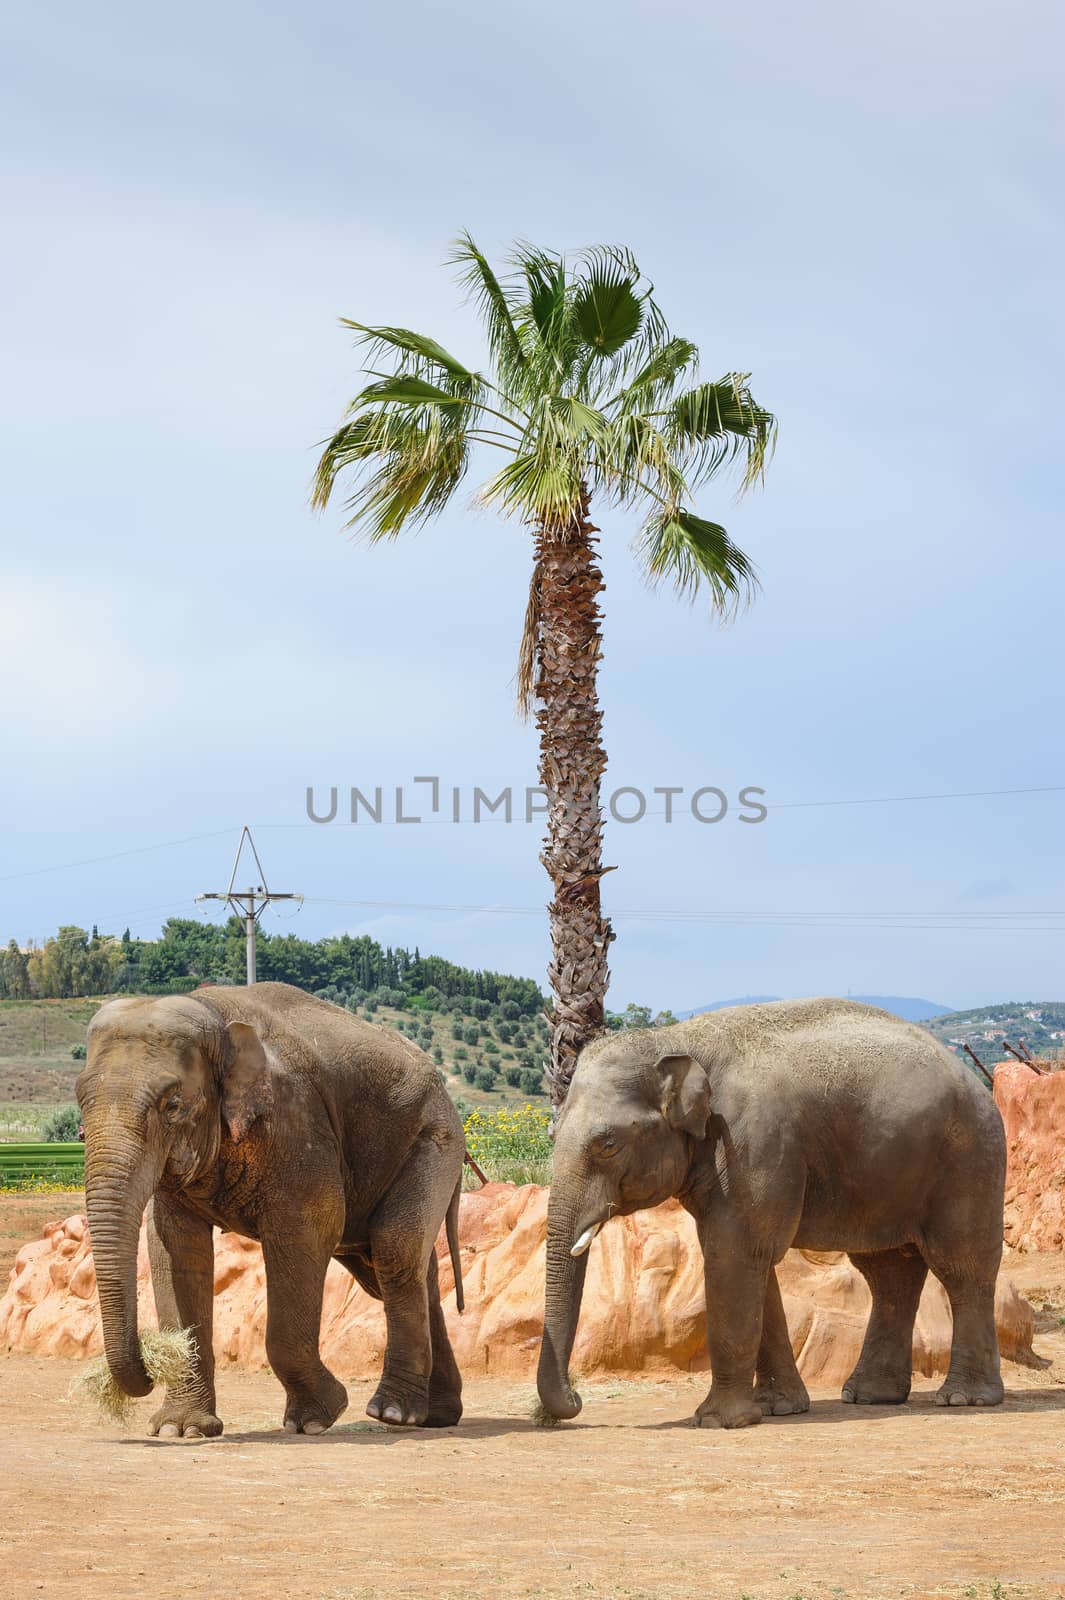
<box><xmin>446</xmin><ymin>1175</ymin><xmax>465</xmax><ymax>1313</ymax></box>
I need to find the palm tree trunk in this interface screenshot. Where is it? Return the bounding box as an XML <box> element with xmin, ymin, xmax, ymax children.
<box><xmin>533</xmin><ymin>484</ymin><xmax>615</xmax><ymax>1110</ymax></box>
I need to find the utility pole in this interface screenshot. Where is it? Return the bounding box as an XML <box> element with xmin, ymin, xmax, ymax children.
<box><xmin>197</xmin><ymin>826</ymin><xmax>303</xmax><ymax>986</ymax></box>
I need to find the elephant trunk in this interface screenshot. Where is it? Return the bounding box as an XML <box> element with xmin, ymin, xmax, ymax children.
<box><xmin>84</xmin><ymin>1125</ymin><xmax>160</xmax><ymax>1398</ymax></box>
<box><xmin>536</xmin><ymin>1181</ymin><xmax>591</xmax><ymax>1419</ymax></box>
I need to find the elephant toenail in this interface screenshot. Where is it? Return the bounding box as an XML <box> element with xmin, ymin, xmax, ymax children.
<box><xmin>304</xmin><ymin>1419</ymin><xmax>325</xmax><ymax>1434</ymax></box>
<box><xmin>159</xmin><ymin>1423</ymin><xmax>180</xmax><ymax>1437</ymax></box>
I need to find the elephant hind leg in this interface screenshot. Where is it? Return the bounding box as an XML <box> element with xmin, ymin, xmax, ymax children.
<box><xmin>930</xmin><ymin>1275</ymin><xmax>1003</xmax><ymax>1408</ymax></box>
<box><xmin>365</xmin><ymin>1136</ymin><xmax>461</xmax><ymax>1428</ymax></box>
<box><xmin>754</xmin><ymin>1269</ymin><xmax>809</xmax><ymax>1417</ymax></box>
<box><xmin>341</xmin><ymin>1244</ymin><xmax>462</xmax><ymax>1422</ymax></box>
<box><xmin>920</xmin><ymin>1184</ymin><xmax>1004</xmax><ymax>1408</ymax></box>
<box><xmin>843</xmin><ymin>1247</ymin><xmax>927</xmax><ymax>1404</ymax></box>
<box><xmin>425</xmin><ymin>1250</ymin><xmax>463</xmax><ymax>1427</ymax></box>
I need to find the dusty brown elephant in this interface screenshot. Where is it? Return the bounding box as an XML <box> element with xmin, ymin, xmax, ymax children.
<box><xmin>537</xmin><ymin>998</ymin><xmax>1006</xmax><ymax>1429</ymax></box>
<box><xmin>76</xmin><ymin>982</ymin><xmax>465</xmax><ymax>1438</ymax></box>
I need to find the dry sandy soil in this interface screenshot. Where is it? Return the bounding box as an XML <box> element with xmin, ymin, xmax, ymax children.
<box><xmin>2</xmin><ymin>1196</ymin><xmax>1064</xmax><ymax>1600</ymax></box>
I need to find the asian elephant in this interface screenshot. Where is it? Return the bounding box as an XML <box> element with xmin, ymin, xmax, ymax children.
<box><xmin>537</xmin><ymin>998</ymin><xmax>1005</xmax><ymax>1429</ymax></box>
<box><xmin>76</xmin><ymin>981</ymin><xmax>465</xmax><ymax>1438</ymax></box>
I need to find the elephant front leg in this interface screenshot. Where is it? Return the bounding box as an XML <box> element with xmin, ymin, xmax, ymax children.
<box><xmin>263</xmin><ymin>1223</ymin><xmax>348</xmax><ymax>1435</ymax></box>
<box><xmin>146</xmin><ymin>1195</ymin><xmax>222</xmax><ymax>1439</ymax></box>
<box><xmin>695</xmin><ymin>1246</ymin><xmax>770</xmax><ymax>1430</ymax></box>
<box><xmin>754</xmin><ymin>1268</ymin><xmax>809</xmax><ymax>1417</ymax></box>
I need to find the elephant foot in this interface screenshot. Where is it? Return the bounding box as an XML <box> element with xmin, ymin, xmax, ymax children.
<box><xmin>754</xmin><ymin>1376</ymin><xmax>810</xmax><ymax>1417</ymax></box>
<box><xmin>935</xmin><ymin>1373</ymin><xmax>1004</xmax><ymax>1408</ymax></box>
<box><xmin>149</xmin><ymin>1401</ymin><xmax>223</xmax><ymax>1440</ymax></box>
<box><xmin>282</xmin><ymin>1373</ymin><xmax>348</xmax><ymax>1435</ymax></box>
<box><xmin>693</xmin><ymin>1386</ymin><xmax>763</xmax><ymax>1430</ymax></box>
<box><xmin>842</xmin><ymin>1368</ymin><xmax>912</xmax><ymax>1405</ymax></box>
<box><xmin>424</xmin><ymin>1389</ymin><xmax>463</xmax><ymax>1428</ymax></box>
<box><xmin>367</xmin><ymin>1378</ymin><xmax>429</xmax><ymax>1427</ymax></box>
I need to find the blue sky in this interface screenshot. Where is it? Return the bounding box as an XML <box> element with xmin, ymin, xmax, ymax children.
<box><xmin>2</xmin><ymin>0</ymin><xmax>1062</xmax><ymax>1011</ymax></box>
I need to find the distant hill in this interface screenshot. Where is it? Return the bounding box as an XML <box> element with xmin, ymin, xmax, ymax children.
<box><xmin>681</xmin><ymin>995</ymin><xmax>953</xmax><ymax>1023</ymax></box>
<box><xmin>924</xmin><ymin>1002</ymin><xmax>1065</xmax><ymax>1062</ymax></box>
<box><xmin>682</xmin><ymin>995</ymin><xmax>781</xmax><ymax>1014</ymax></box>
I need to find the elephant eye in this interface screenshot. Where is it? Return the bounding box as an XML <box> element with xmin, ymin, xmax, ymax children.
<box><xmin>163</xmin><ymin>1093</ymin><xmax>183</xmax><ymax>1119</ymax></box>
<box><xmin>595</xmin><ymin>1136</ymin><xmax>619</xmax><ymax>1159</ymax></box>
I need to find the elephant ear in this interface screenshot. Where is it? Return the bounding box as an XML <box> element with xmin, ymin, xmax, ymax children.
<box><xmin>222</xmin><ymin>1021</ymin><xmax>274</xmax><ymax>1142</ymax></box>
<box><xmin>657</xmin><ymin>1053</ymin><xmax>711</xmax><ymax>1139</ymax></box>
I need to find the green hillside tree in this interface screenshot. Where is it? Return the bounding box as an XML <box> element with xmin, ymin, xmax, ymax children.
<box><xmin>313</xmin><ymin>236</ymin><xmax>775</xmax><ymax>1105</ymax></box>
<box><xmin>0</xmin><ymin>940</ymin><xmax>30</xmax><ymax>999</ymax></box>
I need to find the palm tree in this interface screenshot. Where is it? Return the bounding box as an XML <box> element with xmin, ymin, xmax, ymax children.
<box><xmin>312</xmin><ymin>236</ymin><xmax>774</xmax><ymax>1108</ymax></box>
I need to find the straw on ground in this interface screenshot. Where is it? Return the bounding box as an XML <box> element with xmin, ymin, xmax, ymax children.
<box><xmin>72</xmin><ymin>1327</ymin><xmax>198</xmax><ymax>1424</ymax></box>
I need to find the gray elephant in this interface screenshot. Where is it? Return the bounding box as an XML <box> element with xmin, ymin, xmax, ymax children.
<box><xmin>76</xmin><ymin>982</ymin><xmax>465</xmax><ymax>1438</ymax></box>
<box><xmin>537</xmin><ymin>998</ymin><xmax>1005</xmax><ymax>1428</ymax></box>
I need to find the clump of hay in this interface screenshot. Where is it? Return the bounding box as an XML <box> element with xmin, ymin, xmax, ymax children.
<box><xmin>530</xmin><ymin>1366</ymin><xmax>585</xmax><ymax>1427</ymax></box>
<box><xmin>72</xmin><ymin>1328</ymin><xmax>198</xmax><ymax>1425</ymax></box>
<box><xmin>530</xmin><ymin>1398</ymin><xmax>563</xmax><ymax>1427</ymax></box>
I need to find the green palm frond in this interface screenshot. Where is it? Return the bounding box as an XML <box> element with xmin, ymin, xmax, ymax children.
<box><xmin>594</xmin><ymin>412</ymin><xmax>686</xmax><ymax>510</ymax></box>
<box><xmin>481</xmin><ymin>444</ymin><xmax>584</xmax><ymax>533</ymax></box>
<box><xmin>311</xmin><ymin>415</ymin><xmax>375</xmax><ymax>512</ymax></box>
<box><xmin>519</xmin><ymin>248</ymin><xmax>571</xmax><ymax>357</ymax></box>
<box><xmin>617</xmin><ymin>337</ymin><xmax>699</xmax><ymax>408</ymax></box>
<box><xmin>579</xmin><ymin>246</ymin><xmax>668</xmax><ymax>342</ymax></box>
<box><xmin>548</xmin><ymin>396</ymin><xmax>610</xmax><ymax>447</ymax></box>
<box><xmin>667</xmin><ymin>375</ymin><xmax>776</xmax><ymax>489</ymax></box>
<box><xmin>313</xmin><ymin>391</ymin><xmax>473</xmax><ymax>538</ymax></box>
<box><xmin>359</xmin><ymin>374</ymin><xmax>474</xmax><ymax>407</ymax></box>
<box><xmin>572</xmin><ymin>261</ymin><xmax>644</xmax><ymax>357</ymax></box>
<box><xmin>340</xmin><ymin>320</ymin><xmax>477</xmax><ymax>381</ymax></box>
<box><xmin>639</xmin><ymin>509</ymin><xmax>759</xmax><ymax>613</ymax></box>
<box><xmin>448</xmin><ymin>230</ymin><xmax>527</xmax><ymax>387</ymax></box>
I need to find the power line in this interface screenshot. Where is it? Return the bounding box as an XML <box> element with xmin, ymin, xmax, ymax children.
<box><xmin>295</xmin><ymin>894</ymin><xmax>1064</xmax><ymax>931</ymax></box>
<box><xmin>771</xmin><ymin>784</ymin><xmax>1065</xmax><ymax>810</ymax></box>
<box><xmin>0</xmin><ymin>829</ymin><xmax>235</xmax><ymax>884</ymax></box>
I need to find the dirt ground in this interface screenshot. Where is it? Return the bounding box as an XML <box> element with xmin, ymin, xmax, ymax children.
<box><xmin>2</xmin><ymin>1198</ymin><xmax>1065</xmax><ymax>1600</ymax></box>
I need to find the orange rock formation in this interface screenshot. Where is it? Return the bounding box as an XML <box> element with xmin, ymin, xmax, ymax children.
<box><xmin>995</xmin><ymin>1061</ymin><xmax>1065</xmax><ymax>1252</ymax></box>
<box><xmin>0</xmin><ymin>1185</ymin><xmax>1035</xmax><ymax>1385</ymax></box>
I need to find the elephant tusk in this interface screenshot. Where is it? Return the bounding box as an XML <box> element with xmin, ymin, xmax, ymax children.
<box><xmin>570</xmin><ymin>1222</ymin><xmax>602</xmax><ymax>1258</ymax></box>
